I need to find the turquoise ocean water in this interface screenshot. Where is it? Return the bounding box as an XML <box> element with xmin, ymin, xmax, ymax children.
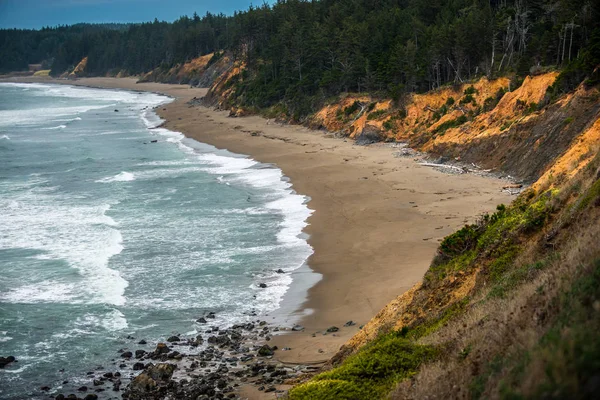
<box><xmin>0</xmin><ymin>83</ymin><xmax>312</xmax><ymax>399</ymax></box>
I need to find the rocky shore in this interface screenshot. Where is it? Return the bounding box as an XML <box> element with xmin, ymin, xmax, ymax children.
<box><xmin>43</xmin><ymin>314</ymin><xmax>347</xmax><ymax>400</ymax></box>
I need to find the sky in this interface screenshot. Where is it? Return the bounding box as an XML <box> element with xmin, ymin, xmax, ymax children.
<box><xmin>0</xmin><ymin>0</ymin><xmax>267</xmax><ymax>29</ymax></box>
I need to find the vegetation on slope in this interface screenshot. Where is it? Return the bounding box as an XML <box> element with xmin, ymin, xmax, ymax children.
<box><xmin>292</xmin><ymin>139</ymin><xmax>600</xmax><ymax>399</ymax></box>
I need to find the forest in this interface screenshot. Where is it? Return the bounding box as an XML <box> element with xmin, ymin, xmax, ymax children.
<box><xmin>1</xmin><ymin>0</ymin><xmax>598</xmax><ymax>116</ymax></box>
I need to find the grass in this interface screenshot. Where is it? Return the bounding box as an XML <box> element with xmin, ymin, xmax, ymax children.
<box><xmin>407</xmin><ymin>298</ymin><xmax>470</xmax><ymax>340</ymax></box>
<box><xmin>367</xmin><ymin>109</ymin><xmax>387</xmax><ymax>120</ymax></box>
<box><xmin>432</xmin><ymin>115</ymin><xmax>468</xmax><ymax>134</ymax></box>
<box><xmin>487</xmin><ymin>258</ymin><xmax>551</xmax><ymax>299</ymax></box>
<box><xmin>289</xmin><ymin>334</ymin><xmax>438</xmax><ymax>400</ymax></box>
<box><xmin>574</xmin><ymin>178</ymin><xmax>600</xmax><ymax>212</ymax></box>
<box><xmin>33</xmin><ymin>69</ymin><xmax>50</xmax><ymax>76</ymax></box>
<box><xmin>496</xmin><ymin>258</ymin><xmax>600</xmax><ymax>399</ymax></box>
<box><xmin>425</xmin><ymin>191</ymin><xmax>555</xmax><ymax>286</ymax></box>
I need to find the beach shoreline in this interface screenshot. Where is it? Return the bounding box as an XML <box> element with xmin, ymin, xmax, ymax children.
<box><xmin>1</xmin><ymin>76</ymin><xmax>514</xmax><ymax>366</ymax></box>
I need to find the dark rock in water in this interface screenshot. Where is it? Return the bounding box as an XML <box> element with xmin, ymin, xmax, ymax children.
<box><xmin>120</xmin><ymin>351</ymin><xmax>133</xmax><ymax>358</ymax></box>
<box><xmin>77</xmin><ymin>386</ymin><xmax>88</xmax><ymax>392</ymax></box>
<box><xmin>0</xmin><ymin>356</ymin><xmax>16</xmax><ymax>368</ymax></box>
<box><xmin>258</xmin><ymin>283</ymin><xmax>267</xmax><ymax>288</ymax></box>
<box><xmin>83</xmin><ymin>395</ymin><xmax>98</xmax><ymax>400</ymax></box>
<box><xmin>206</xmin><ymin>311</ymin><xmax>216</xmax><ymax>319</ymax></box>
<box><xmin>114</xmin><ymin>110</ymin><xmax>119</xmax><ymax>112</ymax></box>
<box><xmin>133</xmin><ymin>362</ymin><xmax>145</xmax><ymax>371</ymax></box>
<box><xmin>344</xmin><ymin>320</ymin><xmax>356</xmax><ymax>327</ymax></box>
<box><xmin>102</xmin><ymin>372</ymin><xmax>113</xmax><ymax>379</ymax></box>
<box><xmin>92</xmin><ymin>379</ymin><xmax>103</xmax><ymax>386</ymax></box>
<box><xmin>258</xmin><ymin>345</ymin><xmax>274</xmax><ymax>357</ymax></box>
<box><xmin>114</xmin><ymin>372</ymin><xmax>121</xmax><ymax>377</ymax></box>
<box><xmin>207</xmin><ymin>336</ymin><xmax>218</xmax><ymax>344</ymax></box>
<box><xmin>150</xmin><ymin>140</ymin><xmax>158</xmax><ymax>143</ymax></box>
<box><xmin>326</xmin><ymin>326</ymin><xmax>339</xmax><ymax>333</ymax></box>
<box><xmin>112</xmin><ymin>379</ymin><xmax>121</xmax><ymax>391</ymax></box>
<box><xmin>138</xmin><ymin>340</ymin><xmax>147</xmax><ymax>345</ymax></box>
<box><xmin>291</xmin><ymin>325</ymin><xmax>304</xmax><ymax>332</ymax></box>
<box><xmin>265</xmin><ymin>386</ymin><xmax>277</xmax><ymax>393</ymax></box>
<box><xmin>67</xmin><ymin>395</ymin><xmax>78</xmax><ymax>400</ymax></box>
<box><xmin>196</xmin><ymin>317</ymin><xmax>207</xmax><ymax>324</ymax></box>
<box><xmin>40</xmin><ymin>386</ymin><xmax>50</xmax><ymax>391</ymax></box>
<box><xmin>216</xmin><ymin>379</ymin><xmax>227</xmax><ymax>389</ymax></box>
<box><xmin>55</xmin><ymin>395</ymin><xmax>65</xmax><ymax>400</ymax></box>
<box><xmin>135</xmin><ymin>349</ymin><xmax>146</xmax><ymax>359</ymax></box>
<box><xmin>195</xmin><ymin>384</ymin><xmax>215</xmax><ymax>396</ymax></box>
<box><xmin>276</xmin><ymin>269</ymin><xmax>285</xmax><ymax>274</ymax></box>
<box><xmin>166</xmin><ymin>335</ymin><xmax>180</xmax><ymax>343</ymax></box>
<box><xmin>125</xmin><ymin>363</ymin><xmax>176</xmax><ymax>399</ymax></box>
<box><xmin>154</xmin><ymin>343</ymin><xmax>170</xmax><ymax>354</ymax></box>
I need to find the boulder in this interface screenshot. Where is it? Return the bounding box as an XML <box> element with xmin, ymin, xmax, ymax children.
<box><xmin>258</xmin><ymin>345</ymin><xmax>274</xmax><ymax>357</ymax></box>
<box><xmin>126</xmin><ymin>363</ymin><xmax>176</xmax><ymax>397</ymax></box>
<box><xmin>154</xmin><ymin>343</ymin><xmax>170</xmax><ymax>354</ymax></box>
<box><xmin>166</xmin><ymin>336</ymin><xmax>180</xmax><ymax>343</ymax></box>
<box><xmin>326</xmin><ymin>326</ymin><xmax>339</xmax><ymax>333</ymax></box>
<box><xmin>0</xmin><ymin>356</ymin><xmax>16</xmax><ymax>368</ymax></box>
<box><xmin>132</xmin><ymin>362</ymin><xmax>145</xmax><ymax>371</ymax></box>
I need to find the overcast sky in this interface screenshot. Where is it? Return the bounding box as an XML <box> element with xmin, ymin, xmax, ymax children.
<box><xmin>0</xmin><ymin>0</ymin><xmax>268</xmax><ymax>29</ymax></box>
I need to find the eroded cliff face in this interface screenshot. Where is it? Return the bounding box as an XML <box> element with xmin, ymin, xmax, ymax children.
<box><xmin>196</xmin><ymin>65</ymin><xmax>600</xmax><ymax>398</ymax></box>
<box><xmin>208</xmin><ymin>68</ymin><xmax>600</xmax><ymax>186</ymax></box>
<box><xmin>137</xmin><ymin>52</ymin><xmax>233</xmax><ymax>88</ymax></box>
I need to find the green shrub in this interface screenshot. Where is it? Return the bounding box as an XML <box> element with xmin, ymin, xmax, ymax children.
<box><xmin>446</xmin><ymin>97</ymin><xmax>455</xmax><ymax>106</ymax></box>
<box><xmin>290</xmin><ymin>335</ymin><xmax>438</xmax><ymax>400</ymax></box>
<box><xmin>367</xmin><ymin>109</ymin><xmax>387</xmax><ymax>120</ymax></box>
<box><xmin>433</xmin><ymin>115</ymin><xmax>468</xmax><ymax>134</ymax></box>
<box><xmin>464</xmin><ymin>85</ymin><xmax>478</xmax><ymax>95</ymax></box>
<box><xmin>460</xmin><ymin>94</ymin><xmax>475</xmax><ymax>104</ymax></box>
<box><xmin>344</xmin><ymin>101</ymin><xmax>361</xmax><ymax>116</ymax></box>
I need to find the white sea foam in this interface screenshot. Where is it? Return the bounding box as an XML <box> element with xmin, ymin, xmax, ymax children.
<box><xmin>43</xmin><ymin>124</ymin><xmax>67</xmax><ymax>130</ymax></box>
<box><xmin>140</xmin><ymin>106</ymin><xmax>314</xmax><ymax>312</ymax></box>
<box><xmin>0</xmin><ymin>331</ymin><xmax>13</xmax><ymax>342</ymax></box>
<box><xmin>96</xmin><ymin>171</ymin><xmax>136</xmax><ymax>183</ymax></box>
<box><xmin>53</xmin><ymin>116</ymin><xmax>82</xmax><ymax>122</ymax></box>
<box><xmin>0</xmin><ymin>187</ymin><xmax>128</xmax><ymax>305</ymax></box>
<box><xmin>75</xmin><ymin>309</ymin><xmax>128</xmax><ymax>331</ymax></box>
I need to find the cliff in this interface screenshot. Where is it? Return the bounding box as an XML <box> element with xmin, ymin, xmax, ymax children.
<box><xmin>201</xmin><ymin>62</ymin><xmax>600</xmax><ymax>398</ymax></box>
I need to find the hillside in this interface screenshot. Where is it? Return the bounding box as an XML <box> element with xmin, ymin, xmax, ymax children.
<box><xmin>2</xmin><ymin>0</ymin><xmax>600</xmax><ymax>398</ymax></box>
<box><xmin>267</xmin><ymin>79</ymin><xmax>600</xmax><ymax>399</ymax></box>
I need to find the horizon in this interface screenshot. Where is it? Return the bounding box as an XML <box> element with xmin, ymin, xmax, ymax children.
<box><xmin>0</xmin><ymin>0</ymin><xmax>270</xmax><ymax>30</ymax></box>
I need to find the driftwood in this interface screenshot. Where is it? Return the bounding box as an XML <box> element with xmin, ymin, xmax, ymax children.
<box><xmin>502</xmin><ymin>184</ymin><xmax>523</xmax><ymax>189</ymax></box>
<box><xmin>419</xmin><ymin>163</ymin><xmax>468</xmax><ymax>173</ymax></box>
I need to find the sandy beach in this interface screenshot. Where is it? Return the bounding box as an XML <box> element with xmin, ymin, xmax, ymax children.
<box><xmin>2</xmin><ymin>76</ymin><xmax>513</xmax><ymax>366</ymax></box>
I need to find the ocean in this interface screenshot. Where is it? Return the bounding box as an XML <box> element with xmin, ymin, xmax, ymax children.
<box><xmin>0</xmin><ymin>83</ymin><xmax>312</xmax><ymax>399</ymax></box>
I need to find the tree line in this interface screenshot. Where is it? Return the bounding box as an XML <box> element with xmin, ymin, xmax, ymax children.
<box><xmin>1</xmin><ymin>0</ymin><xmax>598</xmax><ymax>116</ymax></box>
